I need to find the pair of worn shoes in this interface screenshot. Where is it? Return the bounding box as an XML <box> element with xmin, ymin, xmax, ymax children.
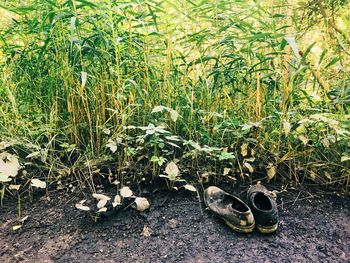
<box><xmin>204</xmin><ymin>184</ymin><xmax>279</xmax><ymax>234</ymax></box>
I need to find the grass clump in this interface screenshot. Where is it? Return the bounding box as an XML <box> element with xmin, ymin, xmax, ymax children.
<box><xmin>0</xmin><ymin>0</ymin><xmax>349</xmax><ymax>197</ymax></box>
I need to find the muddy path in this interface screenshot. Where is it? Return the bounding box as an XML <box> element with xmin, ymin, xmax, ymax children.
<box><xmin>1</xmin><ymin>182</ymin><xmax>349</xmax><ymax>263</ymax></box>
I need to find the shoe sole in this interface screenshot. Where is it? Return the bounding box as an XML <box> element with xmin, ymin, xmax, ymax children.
<box><xmin>256</xmin><ymin>223</ymin><xmax>278</xmax><ymax>234</ymax></box>
<box><xmin>224</xmin><ymin>219</ymin><xmax>255</xmax><ymax>233</ymax></box>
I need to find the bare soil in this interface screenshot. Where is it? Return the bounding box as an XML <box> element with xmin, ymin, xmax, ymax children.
<box><xmin>1</xmin><ymin>182</ymin><xmax>349</xmax><ymax>263</ymax></box>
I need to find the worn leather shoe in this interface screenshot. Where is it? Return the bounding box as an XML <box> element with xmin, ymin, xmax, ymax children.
<box><xmin>247</xmin><ymin>184</ymin><xmax>279</xmax><ymax>233</ymax></box>
<box><xmin>204</xmin><ymin>186</ymin><xmax>255</xmax><ymax>233</ymax></box>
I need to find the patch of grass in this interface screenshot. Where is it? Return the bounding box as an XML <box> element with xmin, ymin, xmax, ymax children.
<box><xmin>0</xmin><ymin>0</ymin><xmax>349</xmax><ymax>197</ymax></box>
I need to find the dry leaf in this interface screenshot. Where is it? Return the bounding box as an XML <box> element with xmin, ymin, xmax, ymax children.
<box><xmin>283</xmin><ymin>120</ymin><xmax>291</xmax><ymax>136</ymax></box>
<box><xmin>75</xmin><ymin>203</ymin><xmax>91</xmax><ymax>211</ymax></box>
<box><xmin>81</xmin><ymin>71</ymin><xmax>87</xmax><ymax>88</ymax></box>
<box><xmin>152</xmin><ymin>105</ymin><xmax>166</xmax><ymax>113</ymax></box>
<box><xmin>30</xmin><ymin>179</ymin><xmax>46</xmax><ymax>189</ymax></box>
<box><xmin>141</xmin><ymin>226</ymin><xmax>152</xmax><ymax>237</ymax></box>
<box><xmin>97</xmin><ymin>199</ymin><xmax>108</xmax><ymax>209</ymax></box>
<box><xmin>92</xmin><ymin>193</ymin><xmax>111</xmax><ymax>201</ymax></box>
<box><xmin>321</xmin><ymin>138</ymin><xmax>330</xmax><ymax>148</ymax></box>
<box><xmin>241</xmin><ymin>143</ymin><xmax>248</xmax><ymax>157</ymax></box>
<box><xmin>309</xmin><ymin>171</ymin><xmax>317</xmax><ymax>180</ymax></box>
<box><xmin>13</xmin><ymin>225</ymin><xmax>22</xmax><ymax>231</ymax></box>
<box><xmin>135</xmin><ymin>197</ymin><xmax>150</xmax><ymax>211</ymax></box>
<box><xmin>0</xmin><ymin>153</ymin><xmax>20</xmax><ymax>177</ymax></box>
<box><xmin>120</xmin><ymin>186</ymin><xmax>133</xmax><ymax>198</ymax></box>
<box><xmin>298</xmin><ymin>135</ymin><xmax>309</xmax><ymax>145</ymax></box>
<box><xmin>184</xmin><ymin>184</ymin><xmax>197</xmax><ymax>192</ymax></box>
<box><xmin>97</xmin><ymin>207</ymin><xmax>107</xmax><ymax>213</ymax></box>
<box><xmin>165</xmin><ymin>161</ymin><xmax>179</xmax><ymax>177</ymax></box>
<box><xmin>106</xmin><ymin>139</ymin><xmax>117</xmax><ymax>153</ymax></box>
<box><xmin>244</xmin><ymin>162</ymin><xmax>254</xmax><ymax>173</ymax></box>
<box><xmin>170</xmin><ymin>110</ymin><xmax>179</xmax><ymax>122</ymax></box>
<box><xmin>267</xmin><ymin>166</ymin><xmax>276</xmax><ymax>180</ymax></box>
<box><xmin>26</xmin><ymin>151</ymin><xmax>40</xmax><ymax>159</ymax></box>
<box><xmin>324</xmin><ymin>172</ymin><xmax>332</xmax><ymax>180</ymax></box>
<box><xmin>20</xmin><ymin>216</ymin><xmax>29</xmax><ymax>223</ymax></box>
<box><xmin>0</xmin><ymin>173</ymin><xmax>12</xmax><ymax>183</ymax></box>
<box><xmin>112</xmin><ymin>195</ymin><xmax>121</xmax><ymax>207</ymax></box>
<box><xmin>223</xmin><ymin>168</ymin><xmax>231</xmax><ymax>176</ymax></box>
<box><xmin>9</xmin><ymin>184</ymin><xmax>21</xmax><ymax>190</ymax></box>
<box><xmin>341</xmin><ymin>156</ymin><xmax>350</xmax><ymax>162</ymax></box>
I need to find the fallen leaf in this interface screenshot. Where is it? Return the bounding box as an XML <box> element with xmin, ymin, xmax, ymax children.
<box><xmin>151</xmin><ymin>105</ymin><xmax>166</xmax><ymax>113</ymax></box>
<box><xmin>30</xmin><ymin>179</ymin><xmax>46</xmax><ymax>189</ymax></box>
<box><xmin>341</xmin><ymin>156</ymin><xmax>350</xmax><ymax>162</ymax></box>
<box><xmin>0</xmin><ymin>141</ymin><xmax>12</xmax><ymax>150</ymax></box>
<box><xmin>283</xmin><ymin>120</ymin><xmax>291</xmax><ymax>136</ymax></box>
<box><xmin>120</xmin><ymin>186</ymin><xmax>133</xmax><ymax>198</ymax></box>
<box><xmin>321</xmin><ymin>138</ymin><xmax>330</xmax><ymax>148</ymax></box>
<box><xmin>97</xmin><ymin>199</ymin><xmax>108</xmax><ymax>209</ymax></box>
<box><xmin>0</xmin><ymin>173</ymin><xmax>12</xmax><ymax>183</ymax></box>
<box><xmin>241</xmin><ymin>143</ymin><xmax>248</xmax><ymax>157</ymax></box>
<box><xmin>103</xmin><ymin>129</ymin><xmax>111</xmax><ymax>135</ymax></box>
<box><xmin>141</xmin><ymin>226</ymin><xmax>152</xmax><ymax>237</ymax></box>
<box><xmin>26</xmin><ymin>151</ymin><xmax>41</xmax><ymax>159</ymax></box>
<box><xmin>298</xmin><ymin>135</ymin><xmax>309</xmax><ymax>145</ymax></box>
<box><xmin>97</xmin><ymin>207</ymin><xmax>107</xmax><ymax>213</ymax></box>
<box><xmin>134</xmin><ymin>197</ymin><xmax>150</xmax><ymax>211</ymax></box>
<box><xmin>81</xmin><ymin>71</ymin><xmax>87</xmax><ymax>88</ymax></box>
<box><xmin>75</xmin><ymin>203</ymin><xmax>91</xmax><ymax>211</ymax></box>
<box><xmin>184</xmin><ymin>184</ymin><xmax>196</xmax><ymax>192</ymax></box>
<box><xmin>112</xmin><ymin>195</ymin><xmax>121</xmax><ymax>207</ymax></box>
<box><xmin>92</xmin><ymin>193</ymin><xmax>111</xmax><ymax>201</ymax></box>
<box><xmin>106</xmin><ymin>139</ymin><xmax>117</xmax><ymax>153</ymax></box>
<box><xmin>324</xmin><ymin>172</ymin><xmax>332</xmax><ymax>180</ymax></box>
<box><xmin>267</xmin><ymin>166</ymin><xmax>276</xmax><ymax>180</ymax></box>
<box><xmin>170</xmin><ymin>110</ymin><xmax>179</xmax><ymax>122</ymax></box>
<box><xmin>9</xmin><ymin>184</ymin><xmax>21</xmax><ymax>190</ymax></box>
<box><xmin>309</xmin><ymin>171</ymin><xmax>317</xmax><ymax>180</ymax></box>
<box><xmin>20</xmin><ymin>216</ymin><xmax>29</xmax><ymax>223</ymax></box>
<box><xmin>244</xmin><ymin>162</ymin><xmax>254</xmax><ymax>173</ymax></box>
<box><xmin>223</xmin><ymin>168</ymin><xmax>231</xmax><ymax>176</ymax></box>
<box><xmin>13</xmin><ymin>225</ymin><xmax>22</xmax><ymax>231</ymax></box>
<box><xmin>0</xmin><ymin>153</ymin><xmax>20</xmax><ymax>177</ymax></box>
<box><xmin>165</xmin><ymin>161</ymin><xmax>179</xmax><ymax>177</ymax></box>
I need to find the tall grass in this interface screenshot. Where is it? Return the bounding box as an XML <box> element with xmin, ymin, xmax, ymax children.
<box><xmin>0</xmin><ymin>0</ymin><xmax>349</xmax><ymax>190</ymax></box>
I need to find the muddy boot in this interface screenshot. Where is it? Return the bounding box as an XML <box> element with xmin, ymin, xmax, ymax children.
<box><xmin>204</xmin><ymin>186</ymin><xmax>255</xmax><ymax>233</ymax></box>
<box><xmin>247</xmin><ymin>184</ymin><xmax>279</xmax><ymax>234</ymax></box>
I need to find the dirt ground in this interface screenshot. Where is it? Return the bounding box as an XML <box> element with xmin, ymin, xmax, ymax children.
<box><xmin>1</xmin><ymin>181</ymin><xmax>349</xmax><ymax>263</ymax></box>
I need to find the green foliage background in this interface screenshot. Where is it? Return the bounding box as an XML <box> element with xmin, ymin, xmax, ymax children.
<box><xmin>0</xmin><ymin>0</ymin><xmax>349</xmax><ymax>190</ymax></box>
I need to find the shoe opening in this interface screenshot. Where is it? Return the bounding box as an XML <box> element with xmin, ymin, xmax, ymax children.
<box><xmin>221</xmin><ymin>195</ymin><xmax>249</xmax><ymax>212</ymax></box>
<box><xmin>254</xmin><ymin>193</ymin><xmax>272</xmax><ymax>211</ymax></box>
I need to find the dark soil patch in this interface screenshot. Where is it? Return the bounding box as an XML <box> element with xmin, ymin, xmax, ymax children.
<box><xmin>1</xmin><ymin>182</ymin><xmax>349</xmax><ymax>263</ymax></box>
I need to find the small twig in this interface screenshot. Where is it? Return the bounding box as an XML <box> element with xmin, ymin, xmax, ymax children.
<box><xmin>283</xmin><ymin>195</ymin><xmax>314</xmax><ymax>206</ymax></box>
